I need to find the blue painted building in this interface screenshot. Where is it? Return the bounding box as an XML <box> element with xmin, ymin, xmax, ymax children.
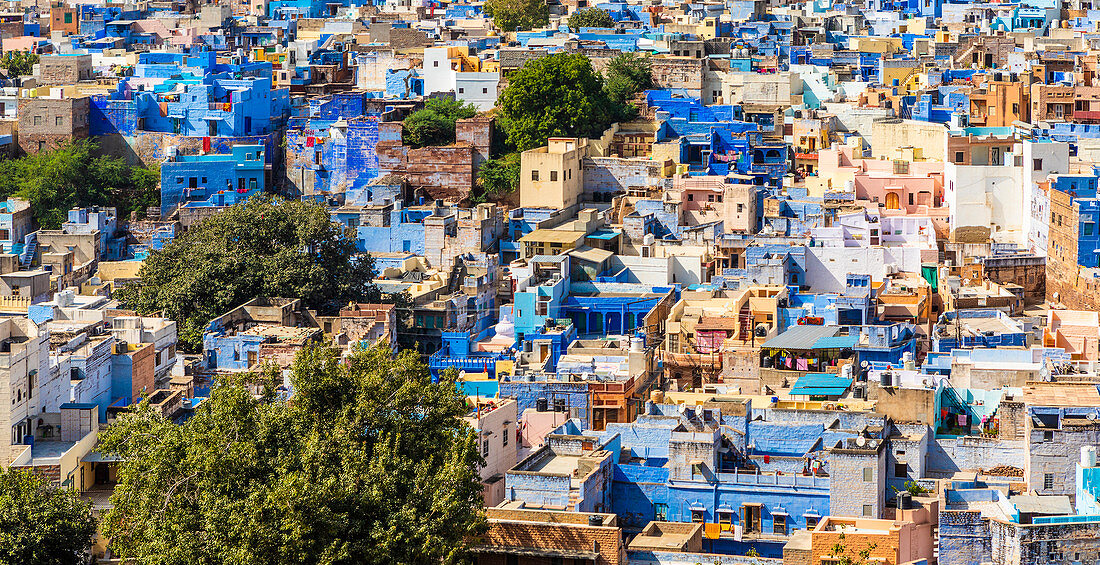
<box><xmin>160</xmin><ymin>144</ymin><xmax>266</xmax><ymax>215</ymax></box>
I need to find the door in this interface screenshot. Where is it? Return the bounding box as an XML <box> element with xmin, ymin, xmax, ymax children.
<box><xmin>743</xmin><ymin>505</ymin><xmax>761</xmax><ymax>533</ymax></box>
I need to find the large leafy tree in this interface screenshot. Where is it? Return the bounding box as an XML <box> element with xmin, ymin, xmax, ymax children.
<box><xmin>403</xmin><ymin>97</ymin><xmax>478</xmax><ymax>148</ymax></box>
<box><xmin>476</xmin><ymin>152</ymin><xmax>520</xmax><ymax>201</ymax></box>
<box><xmin>568</xmin><ymin>8</ymin><xmax>615</xmax><ymax>29</ymax></box>
<box><xmin>0</xmin><ymin>140</ymin><xmax>158</xmax><ymax>228</ymax></box>
<box><xmin>0</xmin><ymin>51</ymin><xmax>38</xmax><ymax>76</ymax></box>
<box><xmin>99</xmin><ymin>345</ymin><xmax>486</xmax><ymax>564</ymax></box>
<box><xmin>0</xmin><ymin>467</ymin><xmax>97</xmax><ymax>565</ymax></box>
<box><xmin>498</xmin><ymin>53</ymin><xmax>622</xmax><ymax>151</ymax></box>
<box><xmin>604</xmin><ymin>51</ymin><xmax>654</xmax><ymax>108</ymax></box>
<box><xmin>483</xmin><ymin>0</ymin><xmax>548</xmax><ymax>32</ymax></box>
<box><xmin>114</xmin><ymin>196</ymin><xmax>376</xmax><ymax>351</ymax></box>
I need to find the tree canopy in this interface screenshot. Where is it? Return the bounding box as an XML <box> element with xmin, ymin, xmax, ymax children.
<box><xmin>0</xmin><ymin>51</ymin><xmax>38</xmax><ymax>77</ymax></box>
<box><xmin>402</xmin><ymin>97</ymin><xmax>479</xmax><ymax>148</ymax></box>
<box><xmin>476</xmin><ymin>152</ymin><xmax>521</xmax><ymax>202</ymax></box>
<box><xmin>568</xmin><ymin>8</ymin><xmax>615</xmax><ymax>29</ymax></box>
<box><xmin>483</xmin><ymin>0</ymin><xmax>549</xmax><ymax>32</ymax></box>
<box><xmin>498</xmin><ymin>53</ymin><xmax>623</xmax><ymax>151</ymax></box>
<box><xmin>99</xmin><ymin>345</ymin><xmax>485</xmax><ymax>565</ymax></box>
<box><xmin>114</xmin><ymin>196</ymin><xmax>376</xmax><ymax>351</ymax></box>
<box><xmin>604</xmin><ymin>52</ymin><xmax>654</xmax><ymax>107</ymax></box>
<box><xmin>0</xmin><ymin>467</ymin><xmax>97</xmax><ymax>565</ymax></box>
<box><xmin>0</xmin><ymin>140</ymin><xmax>158</xmax><ymax>229</ymax></box>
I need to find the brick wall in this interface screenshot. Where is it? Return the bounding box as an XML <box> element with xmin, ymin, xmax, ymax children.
<box><xmin>477</xmin><ymin>508</ymin><xmax>625</xmax><ymax>565</ymax></box>
<box><xmin>17</xmin><ymin>97</ymin><xmax>90</xmax><ymax>155</ymax></box>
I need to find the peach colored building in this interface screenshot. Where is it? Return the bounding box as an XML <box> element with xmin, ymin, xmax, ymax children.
<box><xmin>1044</xmin><ymin>310</ymin><xmax>1100</xmax><ymax>362</ymax></box>
<box><xmin>807</xmin><ymin>511</ymin><xmax>935</xmax><ymax>565</ymax></box>
<box><xmin>812</xmin><ymin>142</ymin><xmax>944</xmax><ymax>197</ymax></box>
<box><xmin>674</xmin><ymin>175</ymin><xmax>757</xmax><ymax>233</ymax></box>
<box><xmin>852</xmin><ymin>172</ymin><xmax>943</xmax><ymax>213</ymax></box>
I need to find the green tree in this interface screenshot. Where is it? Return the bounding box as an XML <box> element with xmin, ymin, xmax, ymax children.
<box><xmin>99</xmin><ymin>344</ymin><xmax>486</xmax><ymax>564</ymax></box>
<box><xmin>483</xmin><ymin>0</ymin><xmax>549</xmax><ymax>32</ymax></box>
<box><xmin>476</xmin><ymin>152</ymin><xmax>520</xmax><ymax>200</ymax></box>
<box><xmin>568</xmin><ymin>8</ymin><xmax>615</xmax><ymax>29</ymax></box>
<box><xmin>498</xmin><ymin>53</ymin><xmax>622</xmax><ymax>151</ymax></box>
<box><xmin>113</xmin><ymin>195</ymin><xmax>376</xmax><ymax>351</ymax></box>
<box><xmin>0</xmin><ymin>51</ymin><xmax>38</xmax><ymax>76</ymax></box>
<box><xmin>402</xmin><ymin>97</ymin><xmax>478</xmax><ymax>148</ymax></box>
<box><xmin>0</xmin><ymin>467</ymin><xmax>97</xmax><ymax>565</ymax></box>
<box><xmin>604</xmin><ymin>51</ymin><xmax>653</xmax><ymax>109</ymax></box>
<box><xmin>0</xmin><ymin>140</ymin><xmax>158</xmax><ymax>228</ymax></box>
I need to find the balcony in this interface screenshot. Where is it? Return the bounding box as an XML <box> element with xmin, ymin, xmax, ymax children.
<box><xmin>1075</xmin><ymin>110</ymin><xmax>1100</xmax><ymax>122</ymax></box>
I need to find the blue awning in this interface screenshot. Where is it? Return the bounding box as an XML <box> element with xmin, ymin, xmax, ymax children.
<box><xmin>587</xmin><ymin>229</ymin><xmax>622</xmax><ymax>240</ymax></box>
<box><xmin>789</xmin><ymin>373</ymin><xmax>853</xmax><ymax>396</ymax></box>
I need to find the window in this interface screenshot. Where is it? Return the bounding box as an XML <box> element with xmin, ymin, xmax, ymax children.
<box><xmin>806</xmin><ymin>516</ymin><xmax>819</xmax><ymax>530</ymax></box>
<box><xmin>482</xmin><ymin>88</ymin><xmax>488</xmax><ymax>94</ymax></box>
<box><xmin>955</xmin><ymin>151</ymin><xmax>965</xmax><ymax>163</ymax></box>
<box><xmin>908</xmin><ymin>193</ymin><xmax>914</xmax><ymax>206</ymax></box>
<box><xmin>502</xmin><ymin>426</ymin><xmax>509</xmax><ymax>446</ymax></box>
<box><xmin>433</xmin><ymin>61</ymin><xmax>439</xmax><ymax>67</ymax></box>
<box><xmin>863</xmin><ymin>467</ymin><xmax>873</xmax><ymax>482</ymax></box>
<box><xmin>1034</xmin><ymin>158</ymin><xmax>1043</xmax><ymax>170</ymax></box>
<box><xmin>1044</xmin><ymin>473</ymin><xmax>1055</xmax><ymax>490</ymax></box>
<box><xmin>773</xmin><ymin>514</ymin><xmax>787</xmax><ymax>535</ymax></box>
<box><xmin>1044</xmin><ymin>430</ymin><xmax>1054</xmax><ymax>441</ymax></box>
<box><xmin>64</xmin><ymin>12</ymin><xmax>72</xmax><ymax>23</ymax></box>
<box><xmin>482</xmin><ymin>439</ymin><xmax>489</xmax><ymax>457</ymax></box>
<box><xmin>550</xmin><ymin>170</ymin><xmax>558</xmax><ymax>182</ymax></box>
<box><xmin>55</xmin><ymin>116</ymin><xmax>63</xmax><ymax>126</ymax></box>
<box><xmin>708</xmin><ymin>194</ymin><xmax>715</xmax><ymax>202</ymax></box>
<box><xmin>1013</xmin><ymin>102</ymin><xmax>1020</xmax><ymax>115</ymax></box>
<box><xmin>33</xmin><ymin>116</ymin><xmax>41</xmax><ymax>126</ymax></box>
<box><xmin>863</xmin><ymin>505</ymin><xmax>873</xmax><ymax>517</ymax></box>
<box><xmin>691</xmin><ymin>509</ymin><xmax>705</xmax><ymax>523</ymax></box>
<box><xmin>531</xmin><ymin>170</ymin><xmax>539</xmax><ymax>181</ymax></box>
<box><xmin>1086</xmin><ymin>223</ymin><xmax>1095</xmax><ymax>236</ymax></box>
<box><xmin>553</xmin><ymin>398</ymin><xmax>566</xmax><ymax>412</ymax></box>
<box><xmin>654</xmin><ymin>503</ymin><xmax>668</xmax><ymax>521</ymax></box>
<box><xmin>458</xmin><ymin>87</ymin><xmax>464</xmax><ymax>94</ymax></box>
<box><xmin>687</xmin><ymin>193</ymin><xmax>694</xmax><ymax>201</ymax></box>
<box><xmin>895</xmin><ymin>462</ymin><xmax>908</xmax><ymax>477</ymax></box>
<box><xmin>737</xmin><ymin>203</ymin><xmax>744</xmax><ymax>213</ymax></box>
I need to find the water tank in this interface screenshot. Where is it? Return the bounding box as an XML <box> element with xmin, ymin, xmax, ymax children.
<box><xmin>880</xmin><ymin>371</ymin><xmax>893</xmax><ymax>387</ymax></box>
<box><xmin>588</xmin><ymin>514</ymin><xmax>603</xmax><ymax>526</ymax></box>
<box><xmin>536</xmin><ymin>397</ymin><xmax>548</xmax><ymax>412</ymax></box>
<box><xmin>897</xmin><ymin>491</ymin><xmax>912</xmax><ymax>510</ymax></box>
<box><xmin>650</xmin><ymin>390</ymin><xmax>665</xmax><ymax>404</ymax></box>
<box><xmin>1083</xmin><ymin>446</ymin><xmax>1097</xmax><ymax>468</ymax></box>
<box><xmin>630</xmin><ymin>334</ymin><xmax>645</xmax><ymax>352</ymax></box>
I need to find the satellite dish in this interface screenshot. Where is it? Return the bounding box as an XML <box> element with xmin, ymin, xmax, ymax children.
<box><xmin>856</xmin><ymin>436</ymin><xmax>867</xmax><ymax>447</ymax></box>
<box><xmin>861</xmin><ymin>360</ymin><xmax>869</xmax><ymax>368</ymax></box>
<box><xmin>1089</xmin><ymin>413</ymin><xmax>1097</xmax><ymax>421</ymax></box>
<box><xmin>678</xmin><ymin>403</ymin><xmax>688</xmax><ymax>414</ymax></box>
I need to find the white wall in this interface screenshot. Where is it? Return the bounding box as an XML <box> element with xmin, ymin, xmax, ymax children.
<box><xmin>945</xmin><ymin>161</ymin><xmax>1026</xmax><ymax>246</ymax></box>
<box><xmin>805</xmin><ymin>246</ymin><xmax>922</xmax><ymax>293</ymax></box>
<box><xmin>1022</xmin><ymin>140</ymin><xmax>1069</xmax><ymax>255</ymax></box>
<box><xmin>455</xmin><ymin>72</ymin><xmax>500</xmax><ymax>111</ymax></box>
<box><xmin>422</xmin><ymin>47</ymin><xmax>456</xmax><ymax>96</ymax></box>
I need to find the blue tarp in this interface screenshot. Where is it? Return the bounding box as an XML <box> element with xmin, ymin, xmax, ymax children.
<box><xmin>789</xmin><ymin>373</ymin><xmax>853</xmax><ymax>396</ymax></box>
